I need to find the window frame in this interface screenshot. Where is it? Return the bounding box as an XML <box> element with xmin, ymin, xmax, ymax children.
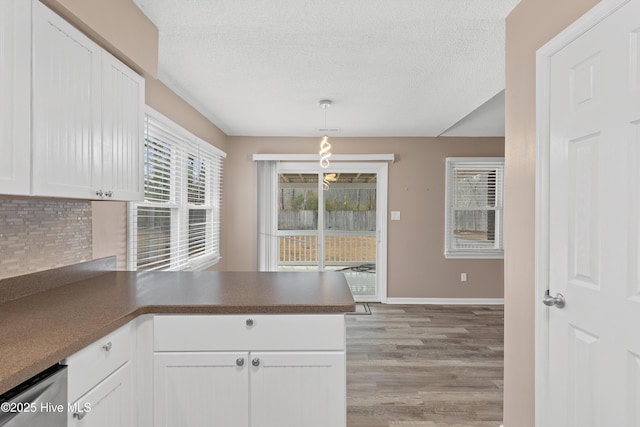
<box><xmin>444</xmin><ymin>157</ymin><xmax>505</xmax><ymax>259</ymax></box>
<box><xmin>128</xmin><ymin>107</ymin><xmax>226</xmax><ymax>271</ymax></box>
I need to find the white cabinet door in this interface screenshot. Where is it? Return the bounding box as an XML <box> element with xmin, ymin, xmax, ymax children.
<box><xmin>0</xmin><ymin>0</ymin><xmax>30</xmax><ymax>195</ymax></box>
<box><xmin>101</xmin><ymin>50</ymin><xmax>144</xmax><ymax>201</ymax></box>
<box><xmin>250</xmin><ymin>352</ymin><xmax>346</xmax><ymax>427</ymax></box>
<box><xmin>154</xmin><ymin>352</ymin><xmax>249</xmax><ymax>427</ymax></box>
<box><xmin>32</xmin><ymin>0</ymin><xmax>101</xmax><ymax>199</ymax></box>
<box><xmin>68</xmin><ymin>362</ymin><xmax>133</xmax><ymax>427</ymax></box>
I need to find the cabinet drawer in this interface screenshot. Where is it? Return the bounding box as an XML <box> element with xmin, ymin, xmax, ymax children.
<box><xmin>65</xmin><ymin>323</ymin><xmax>132</xmax><ymax>402</ymax></box>
<box><xmin>154</xmin><ymin>314</ymin><xmax>345</xmax><ymax>352</ymax></box>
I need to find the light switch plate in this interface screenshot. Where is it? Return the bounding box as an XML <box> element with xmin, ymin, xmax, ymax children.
<box><xmin>391</xmin><ymin>211</ymin><xmax>401</xmax><ymax>221</ymax></box>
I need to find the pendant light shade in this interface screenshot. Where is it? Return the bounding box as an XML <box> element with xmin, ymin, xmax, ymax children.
<box><xmin>319</xmin><ymin>136</ymin><xmax>331</xmax><ymax>168</ymax></box>
<box><xmin>319</xmin><ymin>100</ymin><xmax>332</xmax><ymax>168</ymax></box>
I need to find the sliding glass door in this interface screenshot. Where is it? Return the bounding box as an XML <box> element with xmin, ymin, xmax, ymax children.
<box><xmin>277</xmin><ymin>173</ymin><xmax>320</xmax><ymax>271</ymax></box>
<box><xmin>277</xmin><ymin>163</ymin><xmax>387</xmax><ymax>302</ymax></box>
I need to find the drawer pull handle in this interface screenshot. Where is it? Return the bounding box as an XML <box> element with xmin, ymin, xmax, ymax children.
<box><xmin>236</xmin><ymin>357</ymin><xmax>245</xmax><ymax>367</ymax></box>
<box><xmin>246</xmin><ymin>318</ymin><xmax>254</xmax><ymax>327</ymax></box>
<box><xmin>102</xmin><ymin>342</ymin><xmax>112</xmax><ymax>352</ymax></box>
<box><xmin>252</xmin><ymin>357</ymin><xmax>260</xmax><ymax>367</ymax></box>
<box><xmin>73</xmin><ymin>411</ymin><xmax>87</xmax><ymax>420</ymax></box>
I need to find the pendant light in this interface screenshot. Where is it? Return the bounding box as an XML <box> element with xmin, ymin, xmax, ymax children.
<box><xmin>323</xmin><ymin>173</ymin><xmax>337</xmax><ymax>190</ymax></box>
<box><xmin>319</xmin><ymin>100</ymin><xmax>332</xmax><ymax>168</ymax></box>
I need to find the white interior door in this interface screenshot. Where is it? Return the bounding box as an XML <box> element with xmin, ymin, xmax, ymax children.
<box><xmin>537</xmin><ymin>1</ymin><xmax>640</xmax><ymax>426</ymax></box>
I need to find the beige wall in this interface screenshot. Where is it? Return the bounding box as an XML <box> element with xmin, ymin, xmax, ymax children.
<box><xmin>224</xmin><ymin>136</ymin><xmax>504</xmax><ymax>298</ymax></box>
<box><xmin>145</xmin><ymin>80</ymin><xmax>228</xmax><ymax>152</ymax></box>
<box><xmin>503</xmin><ymin>0</ymin><xmax>600</xmax><ymax>425</ymax></box>
<box><xmin>92</xmin><ymin>201</ymin><xmax>128</xmax><ymax>270</ymax></box>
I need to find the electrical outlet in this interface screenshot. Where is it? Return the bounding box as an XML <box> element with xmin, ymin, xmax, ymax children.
<box><xmin>461</xmin><ymin>273</ymin><xmax>467</xmax><ymax>282</ymax></box>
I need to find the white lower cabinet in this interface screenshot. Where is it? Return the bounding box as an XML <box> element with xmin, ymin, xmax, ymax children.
<box><xmin>153</xmin><ymin>352</ymin><xmax>249</xmax><ymax>427</ymax></box>
<box><xmin>63</xmin><ymin>314</ymin><xmax>347</xmax><ymax>427</ymax></box>
<box><xmin>153</xmin><ymin>351</ymin><xmax>344</xmax><ymax>427</ymax></box>
<box><xmin>152</xmin><ymin>315</ymin><xmax>347</xmax><ymax>427</ymax></box>
<box><xmin>68</xmin><ymin>362</ymin><xmax>133</xmax><ymax>427</ymax></box>
<box><xmin>249</xmin><ymin>352</ymin><xmax>345</xmax><ymax>427</ymax></box>
<box><xmin>64</xmin><ymin>323</ymin><xmax>133</xmax><ymax>426</ymax></box>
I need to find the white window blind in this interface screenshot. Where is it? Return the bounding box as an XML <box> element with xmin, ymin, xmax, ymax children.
<box><xmin>128</xmin><ymin>108</ymin><xmax>225</xmax><ymax>271</ymax></box>
<box><xmin>445</xmin><ymin>157</ymin><xmax>504</xmax><ymax>259</ymax></box>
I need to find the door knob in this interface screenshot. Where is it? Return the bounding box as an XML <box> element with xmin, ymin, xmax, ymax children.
<box><xmin>236</xmin><ymin>357</ymin><xmax>245</xmax><ymax>367</ymax></box>
<box><xmin>252</xmin><ymin>358</ymin><xmax>260</xmax><ymax>367</ymax></box>
<box><xmin>73</xmin><ymin>411</ymin><xmax>87</xmax><ymax>420</ymax></box>
<box><xmin>543</xmin><ymin>290</ymin><xmax>565</xmax><ymax>308</ymax></box>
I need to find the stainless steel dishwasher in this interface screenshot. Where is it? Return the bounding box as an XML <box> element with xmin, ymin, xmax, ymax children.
<box><xmin>0</xmin><ymin>364</ymin><xmax>67</xmax><ymax>427</ymax></box>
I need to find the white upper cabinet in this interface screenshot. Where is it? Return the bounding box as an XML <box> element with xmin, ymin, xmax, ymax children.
<box><xmin>0</xmin><ymin>0</ymin><xmax>144</xmax><ymax>201</ymax></box>
<box><xmin>100</xmin><ymin>51</ymin><xmax>144</xmax><ymax>201</ymax></box>
<box><xmin>32</xmin><ymin>0</ymin><xmax>102</xmax><ymax>199</ymax></box>
<box><xmin>0</xmin><ymin>0</ymin><xmax>31</xmax><ymax>195</ymax></box>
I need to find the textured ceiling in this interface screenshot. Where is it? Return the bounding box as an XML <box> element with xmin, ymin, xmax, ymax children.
<box><xmin>133</xmin><ymin>0</ymin><xmax>520</xmax><ymax>137</ymax></box>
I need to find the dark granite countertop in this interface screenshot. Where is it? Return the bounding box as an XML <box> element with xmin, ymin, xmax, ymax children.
<box><xmin>0</xmin><ymin>268</ymin><xmax>355</xmax><ymax>394</ymax></box>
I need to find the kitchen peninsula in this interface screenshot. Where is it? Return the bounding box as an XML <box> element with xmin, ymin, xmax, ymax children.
<box><xmin>0</xmin><ymin>258</ymin><xmax>355</xmax><ymax>426</ymax></box>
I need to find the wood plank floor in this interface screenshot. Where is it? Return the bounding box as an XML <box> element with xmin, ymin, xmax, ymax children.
<box><xmin>346</xmin><ymin>304</ymin><xmax>504</xmax><ymax>427</ymax></box>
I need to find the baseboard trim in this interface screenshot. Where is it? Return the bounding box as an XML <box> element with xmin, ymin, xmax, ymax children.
<box><xmin>386</xmin><ymin>297</ymin><xmax>504</xmax><ymax>305</ymax></box>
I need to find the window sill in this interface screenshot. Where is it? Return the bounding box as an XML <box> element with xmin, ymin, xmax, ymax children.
<box><xmin>188</xmin><ymin>255</ymin><xmax>221</xmax><ymax>271</ymax></box>
<box><xmin>444</xmin><ymin>250</ymin><xmax>504</xmax><ymax>260</ymax></box>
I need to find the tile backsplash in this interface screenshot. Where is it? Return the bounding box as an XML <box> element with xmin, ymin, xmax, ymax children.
<box><xmin>0</xmin><ymin>197</ymin><xmax>92</xmax><ymax>280</ymax></box>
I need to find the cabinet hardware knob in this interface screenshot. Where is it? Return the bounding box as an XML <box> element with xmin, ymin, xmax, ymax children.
<box><xmin>252</xmin><ymin>358</ymin><xmax>260</xmax><ymax>367</ymax></box>
<box><xmin>105</xmin><ymin>190</ymin><xmax>113</xmax><ymax>198</ymax></box>
<box><xmin>102</xmin><ymin>342</ymin><xmax>112</xmax><ymax>351</ymax></box>
<box><xmin>73</xmin><ymin>411</ymin><xmax>87</xmax><ymax>420</ymax></box>
<box><xmin>246</xmin><ymin>319</ymin><xmax>254</xmax><ymax>327</ymax></box>
<box><xmin>95</xmin><ymin>190</ymin><xmax>104</xmax><ymax>198</ymax></box>
<box><xmin>236</xmin><ymin>357</ymin><xmax>245</xmax><ymax>367</ymax></box>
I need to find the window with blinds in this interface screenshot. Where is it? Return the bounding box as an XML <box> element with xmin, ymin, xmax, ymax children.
<box><xmin>444</xmin><ymin>157</ymin><xmax>504</xmax><ymax>259</ymax></box>
<box><xmin>128</xmin><ymin>108</ymin><xmax>225</xmax><ymax>271</ymax></box>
